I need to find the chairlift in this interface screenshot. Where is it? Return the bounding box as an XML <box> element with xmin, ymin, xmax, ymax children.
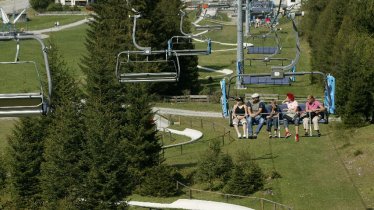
<box><xmin>194</xmin><ymin>24</ymin><xmax>223</xmax><ymax>31</ymax></box>
<box><xmin>115</xmin><ymin>14</ymin><xmax>180</xmax><ymax>83</ymax></box>
<box><xmin>0</xmin><ymin>32</ymin><xmax>51</xmax><ymax>117</ymax></box>
<box><xmin>269</xmin><ymin>11</ymin><xmax>302</xmax><ymax>73</ymax></box>
<box><xmin>248</xmin><ymin>10</ymin><xmax>303</xmax><ymax>78</ymax></box>
<box><xmin>247</xmin><ymin>31</ymin><xmax>281</xmax><ymax>55</ymax></box>
<box><xmin>180</xmin><ymin>10</ymin><xmax>222</xmax><ymax>35</ymax></box>
<box><xmin>167</xmin><ymin>36</ymin><xmax>211</xmax><ymax>56</ymax></box>
<box><xmin>116</xmin><ymin>50</ymin><xmax>180</xmax><ymax>83</ymax></box>
<box><xmin>221</xmin><ymin>71</ymin><xmax>335</xmax><ymax>127</ymax></box>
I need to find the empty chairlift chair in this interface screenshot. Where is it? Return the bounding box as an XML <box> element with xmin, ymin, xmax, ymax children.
<box><xmin>167</xmin><ymin>36</ymin><xmax>211</xmax><ymax>56</ymax></box>
<box><xmin>115</xmin><ymin>14</ymin><xmax>180</xmax><ymax>83</ymax></box>
<box><xmin>0</xmin><ymin>32</ymin><xmax>51</xmax><ymax>117</ymax></box>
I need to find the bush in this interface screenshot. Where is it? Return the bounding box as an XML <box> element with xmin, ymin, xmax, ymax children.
<box><xmin>136</xmin><ymin>165</ymin><xmax>183</xmax><ymax>197</ymax></box>
<box><xmin>46</xmin><ymin>3</ymin><xmax>63</xmax><ymax>11</ymax></box>
<box><xmin>224</xmin><ymin>161</ymin><xmax>265</xmax><ymax>195</ymax></box>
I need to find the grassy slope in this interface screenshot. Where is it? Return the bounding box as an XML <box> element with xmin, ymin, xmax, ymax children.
<box><xmin>132</xmin><ymin>117</ymin><xmax>371</xmax><ymax>210</ymax></box>
<box><xmin>47</xmin><ymin>24</ymin><xmax>89</xmax><ymax>81</ymax></box>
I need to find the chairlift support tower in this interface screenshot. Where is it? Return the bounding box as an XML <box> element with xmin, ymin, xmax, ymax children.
<box><xmin>236</xmin><ymin>0</ymin><xmax>244</xmax><ymax>89</ymax></box>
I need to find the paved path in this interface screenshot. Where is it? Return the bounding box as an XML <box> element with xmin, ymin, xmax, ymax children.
<box><xmin>28</xmin><ymin>18</ymin><xmax>91</xmax><ymax>39</ymax></box>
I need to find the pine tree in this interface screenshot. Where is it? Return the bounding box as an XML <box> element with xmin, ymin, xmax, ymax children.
<box><xmin>80</xmin><ymin>100</ymin><xmax>132</xmax><ymax>209</ymax></box>
<box><xmin>6</xmin><ymin>117</ymin><xmax>46</xmax><ymax>208</ymax></box>
<box><xmin>39</xmin><ymin>43</ymin><xmax>86</xmax><ymax>208</ymax></box>
<box><xmin>303</xmin><ymin>0</ymin><xmax>374</xmax><ymax>125</ymax></box>
<box><xmin>80</xmin><ymin>0</ymin><xmax>160</xmax><ymax>206</ymax></box>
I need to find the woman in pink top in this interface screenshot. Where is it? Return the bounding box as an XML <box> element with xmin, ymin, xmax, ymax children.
<box><xmin>302</xmin><ymin>95</ymin><xmax>325</xmax><ymax>137</ymax></box>
<box><xmin>282</xmin><ymin>93</ymin><xmax>300</xmax><ymax>142</ymax></box>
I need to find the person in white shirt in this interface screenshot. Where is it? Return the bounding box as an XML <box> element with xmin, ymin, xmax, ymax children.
<box><xmin>282</xmin><ymin>93</ymin><xmax>300</xmax><ymax>142</ymax></box>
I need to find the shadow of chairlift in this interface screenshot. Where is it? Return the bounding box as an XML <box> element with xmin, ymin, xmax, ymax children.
<box><xmin>0</xmin><ymin>33</ymin><xmax>51</xmax><ymax>117</ymax></box>
<box><xmin>115</xmin><ymin>13</ymin><xmax>181</xmax><ymax>83</ymax></box>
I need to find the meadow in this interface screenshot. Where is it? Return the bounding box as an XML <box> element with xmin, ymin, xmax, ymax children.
<box><xmin>0</xmin><ymin>11</ymin><xmax>373</xmax><ymax>210</ymax></box>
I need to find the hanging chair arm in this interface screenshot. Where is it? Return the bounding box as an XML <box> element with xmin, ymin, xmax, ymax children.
<box><xmin>132</xmin><ymin>14</ymin><xmax>151</xmax><ymax>53</ymax></box>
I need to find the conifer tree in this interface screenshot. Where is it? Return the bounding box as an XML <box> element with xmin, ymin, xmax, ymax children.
<box><xmin>80</xmin><ymin>99</ymin><xmax>132</xmax><ymax>209</ymax></box>
<box><xmin>303</xmin><ymin>0</ymin><xmax>374</xmax><ymax>125</ymax></box>
<box><xmin>39</xmin><ymin>43</ymin><xmax>85</xmax><ymax>208</ymax></box>
<box><xmin>80</xmin><ymin>0</ymin><xmax>160</xmax><ymax>206</ymax></box>
<box><xmin>6</xmin><ymin>117</ymin><xmax>46</xmax><ymax>208</ymax></box>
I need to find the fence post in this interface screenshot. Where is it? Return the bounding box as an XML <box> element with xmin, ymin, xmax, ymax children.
<box><xmin>274</xmin><ymin>203</ymin><xmax>277</xmax><ymax>210</ymax></box>
<box><xmin>176</xmin><ymin>181</ymin><xmax>179</xmax><ymax>190</ymax></box>
<box><xmin>225</xmin><ymin>194</ymin><xmax>228</xmax><ymax>203</ymax></box>
<box><xmin>190</xmin><ymin>119</ymin><xmax>192</xmax><ymax>128</ymax></box>
<box><xmin>213</xmin><ymin>122</ymin><xmax>215</xmax><ymax>131</ymax></box>
<box><xmin>180</xmin><ymin>145</ymin><xmax>183</xmax><ymax>155</ymax></box>
<box><xmin>169</xmin><ymin>131</ymin><xmax>172</xmax><ymax>142</ymax></box>
<box><xmin>261</xmin><ymin>199</ymin><xmax>264</xmax><ymax>210</ymax></box>
<box><xmin>200</xmin><ymin>119</ymin><xmax>203</xmax><ymax>128</ymax></box>
<box><xmin>189</xmin><ymin>189</ymin><xmax>192</xmax><ymax>199</ymax></box>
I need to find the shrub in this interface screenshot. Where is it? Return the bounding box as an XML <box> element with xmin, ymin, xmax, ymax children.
<box><xmin>194</xmin><ymin>140</ymin><xmax>233</xmax><ymax>189</ymax></box>
<box><xmin>136</xmin><ymin>165</ymin><xmax>183</xmax><ymax>197</ymax></box>
<box><xmin>224</xmin><ymin>161</ymin><xmax>265</xmax><ymax>195</ymax></box>
<box><xmin>46</xmin><ymin>3</ymin><xmax>63</xmax><ymax>11</ymax></box>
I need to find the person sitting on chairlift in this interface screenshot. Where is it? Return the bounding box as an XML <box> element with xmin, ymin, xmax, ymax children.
<box><xmin>265</xmin><ymin>16</ymin><xmax>271</xmax><ymax>28</ymax></box>
<box><xmin>302</xmin><ymin>95</ymin><xmax>325</xmax><ymax>137</ymax></box>
<box><xmin>232</xmin><ymin>97</ymin><xmax>248</xmax><ymax>139</ymax></box>
<box><xmin>246</xmin><ymin>93</ymin><xmax>266</xmax><ymax>139</ymax></box>
<box><xmin>266</xmin><ymin>99</ymin><xmax>281</xmax><ymax>138</ymax></box>
<box><xmin>282</xmin><ymin>93</ymin><xmax>300</xmax><ymax>142</ymax></box>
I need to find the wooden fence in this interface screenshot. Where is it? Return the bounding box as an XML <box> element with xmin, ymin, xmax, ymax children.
<box><xmin>163</xmin><ymin>95</ymin><xmax>210</xmax><ymax>103</ymax></box>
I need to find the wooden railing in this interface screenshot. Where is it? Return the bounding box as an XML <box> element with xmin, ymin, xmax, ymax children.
<box><xmin>163</xmin><ymin>95</ymin><xmax>210</xmax><ymax>103</ymax></box>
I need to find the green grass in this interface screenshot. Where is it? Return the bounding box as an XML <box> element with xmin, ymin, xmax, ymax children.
<box><xmin>0</xmin><ymin>119</ymin><xmax>17</xmax><ymax>154</ymax></box>
<box><xmin>47</xmin><ymin>24</ymin><xmax>89</xmax><ymax>80</ymax></box>
<box><xmin>134</xmin><ymin>116</ymin><xmax>370</xmax><ymax>209</ymax></box>
<box><xmin>0</xmin><ymin>39</ymin><xmax>47</xmax><ymax>93</ymax></box>
<box><xmin>16</xmin><ymin>15</ymin><xmax>87</xmax><ymax>31</ymax></box>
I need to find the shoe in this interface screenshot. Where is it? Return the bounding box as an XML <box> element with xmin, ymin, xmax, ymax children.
<box><xmin>269</xmin><ymin>134</ymin><xmax>273</xmax><ymax>138</ymax></box>
<box><xmin>295</xmin><ymin>134</ymin><xmax>300</xmax><ymax>142</ymax></box>
<box><xmin>317</xmin><ymin>132</ymin><xmax>321</xmax><ymax>137</ymax></box>
<box><xmin>243</xmin><ymin>135</ymin><xmax>247</xmax><ymax>138</ymax></box>
<box><xmin>304</xmin><ymin>132</ymin><xmax>309</xmax><ymax>137</ymax></box>
<box><xmin>238</xmin><ymin>134</ymin><xmax>242</xmax><ymax>139</ymax></box>
<box><xmin>285</xmin><ymin>132</ymin><xmax>291</xmax><ymax>138</ymax></box>
<box><xmin>253</xmin><ymin>134</ymin><xmax>258</xmax><ymax>139</ymax></box>
<box><xmin>248</xmin><ymin>135</ymin><xmax>253</xmax><ymax>139</ymax></box>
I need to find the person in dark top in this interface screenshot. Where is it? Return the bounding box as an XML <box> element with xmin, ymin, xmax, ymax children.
<box><xmin>232</xmin><ymin>97</ymin><xmax>248</xmax><ymax>139</ymax></box>
<box><xmin>246</xmin><ymin>93</ymin><xmax>266</xmax><ymax>139</ymax></box>
<box><xmin>266</xmin><ymin>99</ymin><xmax>281</xmax><ymax>138</ymax></box>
